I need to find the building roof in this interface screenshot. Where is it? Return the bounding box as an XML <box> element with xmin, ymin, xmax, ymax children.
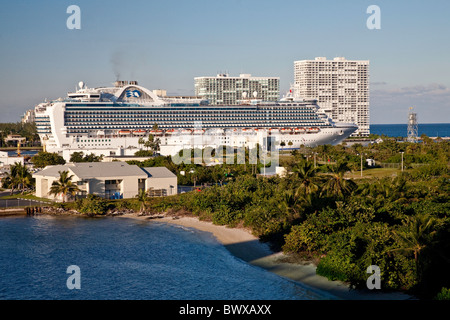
<box><xmin>33</xmin><ymin>162</ymin><xmax>147</xmax><ymax>179</ymax></box>
<box><xmin>141</xmin><ymin>167</ymin><xmax>176</xmax><ymax>179</ymax></box>
<box><xmin>32</xmin><ymin>164</ymin><xmax>73</xmax><ymax>177</ymax></box>
<box><xmin>33</xmin><ymin>162</ymin><xmax>177</xmax><ymax>180</ymax></box>
<box><xmin>70</xmin><ymin>162</ymin><xmax>147</xmax><ymax>178</ymax></box>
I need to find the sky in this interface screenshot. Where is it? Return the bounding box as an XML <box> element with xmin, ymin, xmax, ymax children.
<box><xmin>0</xmin><ymin>0</ymin><xmax>449</xmax><ymax>124</ymax></box>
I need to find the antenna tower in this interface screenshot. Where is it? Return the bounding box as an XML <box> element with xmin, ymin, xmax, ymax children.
<box><xmin>407</xmin><ymin>107</ymin><xmax>418</xmax><ymax>142</ymax></box>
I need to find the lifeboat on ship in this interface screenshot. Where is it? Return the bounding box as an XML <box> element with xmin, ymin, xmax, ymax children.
<box><xmin>280</xmin><ymin>128</ymin><xmax>292</xmax><ymax>134</ymax></box>
<box><xmin>150</xmin><ymin>130</ymin><xmax>164</xmax><ymax>136</ymax></box>
<box><xmin>193</xmin><ymin>129</ymin><xmax>205</xmax><ymax>134</ymax></box>
<box><xmin>118</xmin><ymin>130</ymin><xmax>131</xmax><ymax>135</ymax></box>
<box><xmin>133</xmin><ymin>129</ymin><xmax>147</xmax><ymax>136</ymax></box>
<box><xmin>294</xmin><ymin>127</ymin><xmax>306</xmax><ymax>134</ymax></box>
<box><xmin>306</xmin><ymin>127</ymin><xmax>320</xmax><ymax>133</ymax></box>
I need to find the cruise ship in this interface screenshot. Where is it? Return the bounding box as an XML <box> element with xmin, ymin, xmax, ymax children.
<box><xmin>35</xmin><ymin>80</ymin><xmax>357</xmax><ymax>161</ymax></box>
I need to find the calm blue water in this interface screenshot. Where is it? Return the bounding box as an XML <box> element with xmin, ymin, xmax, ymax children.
<box><xmin>6</xmin><ymin>150</ymin><xmax>38</xmax><ymax>157</ymax></box>
<box><xmin>0</xmin><ymin>216</ymin><xmax>326</xmax><ymax>300</ymax></box>
<box><xmin>370</xmin><ymin>123</ymin><xmax>450</xmax><ymax>138</ymax></box>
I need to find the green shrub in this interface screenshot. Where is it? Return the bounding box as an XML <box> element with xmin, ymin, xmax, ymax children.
<box><xmin>211</xmin><ymin>205</ymin><xmax>242</xmax><ymax>226</ymax></box>
<box><xmin>283</xmin><ymin>222</ymin><xmax>322</xmax><ymax>253</ymax></box>
<box><xmin>435</xmin><ymin>287</ymin><xmax>450</xmax><ymax>300</ymax></box>
<box><xmin>76</xmin><ymin>194</ymin><xmax>108</xmax><ymax>216</ymax></box>
<box><xmin>316</xmin><ymin>253</ymin><xmax>357</xmax><ymax>282</ymax></box>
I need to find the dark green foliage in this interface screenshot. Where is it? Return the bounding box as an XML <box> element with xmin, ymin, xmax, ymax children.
<box><xmin>134</xmin><ymin>150</ymin><xmax>154</xmax><ymax>157</ymax></box>
<box><xmin>435</xmin><ymin>287</ymin><xmax>450</xmax><ymax>300</ymax></box>
<box><xmin>1</xmin><ymin>162</ymin><xmax>34</xmax><ymax>193</ymax></box>
<box><xmin>31</xmin><ymin>151</ymin><xmax>66</xmax><ymax>168</ymax></box>
<box><xmin>76</xmin><ymin>194</ymin><xmax>108</xmax><ymax>216</ymax></box>
<box><xmin>69</xmin><ymin>151</ymin><xmax>102</xmax><ymax>162</ymax></box>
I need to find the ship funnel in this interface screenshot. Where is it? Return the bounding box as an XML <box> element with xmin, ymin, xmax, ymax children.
<box><xmin>114</xmin><ymin>80</ymin><xmax>129</xmax><ymax>87</ymax></box>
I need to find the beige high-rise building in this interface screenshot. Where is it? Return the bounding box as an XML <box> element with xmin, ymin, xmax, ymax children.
<box><xmin>194</xmin><ymin>73</ymin><xmax>280</xmax><ymax>105</ymax></box>
<box><xmin>294</xmin><ymin>57</ymin><xmax>370</xmax><ymax>136</ymax></box>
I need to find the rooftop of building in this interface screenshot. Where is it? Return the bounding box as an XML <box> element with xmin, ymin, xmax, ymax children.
<box><xmin>194</xmin><ymin>73</ymin><xmax>279</xmax><ymax>80</ymax></box>
<box><xmin>33</xmin><ymin>162</ymin><xmax>148</xmax><ymax>179</ymax></box>
<box><xmin>294</xmin><ymin>57</ymin><xmax>369</xmax><ymax>63</ymax></box>
<box><xmin>141</xmin><ymin>167</ymin><xmax>177</xmax><ymax>178</ymax></box>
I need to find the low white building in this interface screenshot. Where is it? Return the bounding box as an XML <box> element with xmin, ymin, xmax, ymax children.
<box><xmin>141</xmin><ymin>167</ymin><xmax>178</xmax><ymax>196</ymax></box>
<box><xmin>0</xmin><ymin>151</ymin><xmax>24</xmax><ymax>167</ymax></box>
<box><xmin>32</xmin><ymin>162</ymin><xmax>177</xmax><ymax>201</ymax></box>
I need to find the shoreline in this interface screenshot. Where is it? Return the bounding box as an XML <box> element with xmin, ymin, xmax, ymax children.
<box><xmin>120</xmin><ymin>213</ymin><xmax>414</xmax><ymax>300</ymax></box>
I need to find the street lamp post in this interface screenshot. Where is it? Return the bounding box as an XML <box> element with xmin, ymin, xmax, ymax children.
<box><xmin>360</xmin><ymin>153</ymin><xmax>363</xmax><ymax>177</ymax></box>
<box><xmin>401</xmin><ymin>152</ymin><xmax>404</xmax><ymax>171</ymax></box>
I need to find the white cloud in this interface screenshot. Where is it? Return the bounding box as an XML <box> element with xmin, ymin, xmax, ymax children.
<box><xmin>370</xmin><ymin>84</ymin><xmax>450</xmax><ymax>124</ymax></box>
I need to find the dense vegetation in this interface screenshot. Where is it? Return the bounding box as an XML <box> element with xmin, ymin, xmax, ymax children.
<box><xmin>31</xmin><ymin>151</ymin><xmax>66</xmax><ymax>168</ymax></box>
<box><xmin>139</xmin><ymin>137</ymin><xmax>449</xmax><ymax>299</ymax></box>
<box><xmin>1</xmin><ymin>162</ymin><xmax>34</xmax><ymax>194</ymax></box>
<box><xmin>69</xmin><ymin>151</ymin><xmax>102</xmax><ymax>162</ymax></box>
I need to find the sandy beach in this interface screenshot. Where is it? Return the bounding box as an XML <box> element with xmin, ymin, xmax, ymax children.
<box><xmin>122</xmin><ymin>213</ymin><xmax>413</xmax><ymax>300</ymax></box>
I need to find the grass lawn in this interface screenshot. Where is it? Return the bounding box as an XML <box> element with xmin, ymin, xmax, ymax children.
<box><xmin>345</xmin><ymin>167</ymin><xmax>403</xmax><ymax>179</ymax></box>
<box><xmin>0</xmin><ymin>191</ymin><xmax>52</xmax><ymax>203</ymax></box>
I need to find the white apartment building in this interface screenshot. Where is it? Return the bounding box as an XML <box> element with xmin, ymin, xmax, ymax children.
<box><xmin>294</xmin><ymin>57</ymin><xmax>370</xmax><ymax>136</ymax></box>
<box><xmin>194</xmin><ymin>73</ymin><xmax>279</xmax><ymax>105</ymax></box>
<box><xmin>21</xmin><ymin>109</ymin><xmax>35</xmax><ymax>124</ymax></box>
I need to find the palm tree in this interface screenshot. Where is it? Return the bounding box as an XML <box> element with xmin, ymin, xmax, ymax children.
<box><xmin>276</xmin><ymin>189</ymin><xmax>302</xmax><ymax>222</ymax></box>
<box><xmin>1</xmin><ymin>163</ymin><xmax>32</xmax><ymax>194</ymax></box>
<box><xmin>49</xmin><ymin>170</ymin><xmax>80</xmax><ymax>202</ymax></box>
<box><xmin>390</xmin><ymin>213</ymin><xmax>438</xmax><ymax>279</ymax></box>
<box><xmin>321</xmin><ymin>161</ymin><xmax>356</xmax><ymax>199</ymax></box>
<box><xmin>152</xmin><ymin>137</ymin><xmax>161</xmax><ymax>155</ymax></box>
<box><xmin>2</xmin><ymin>163</ymin><xmax>19</xmax><ymax>194</ymax></box>
<box><xmin>145</xmin><ymin>134</ymin><xmax>154</xmax><ymax>151</ymax></box>
<box><xmin>15</xmin><ymin>163</ymin><xmax>33</xmax><ymax>194</ymax></box>
<box><xmin>135</xmin><ymin>189</ymin><xmax>148</xmax><ymax>213</ymax></box>
<box><xmin>374</xmin><ymin>176</ymin><xmax>408</xmax><ymax>202</ymax></box>
<box><xmin>138</xmin><ymin>137</ymin><xmax>145</xmax><ymax>150</ymax></box>
<box><xmin>292</xmin><ymin>160</ymin><xmax>319</xmax><ymax>197</ymax></box>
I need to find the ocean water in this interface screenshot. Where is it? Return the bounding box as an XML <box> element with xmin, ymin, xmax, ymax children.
<box><xmin>0</xmin><ymin>216</ymin><xmax>326</xmax><ymax>300</ymax></box>
<box><xmin>370</xmin><ymin>123</ymin><xmax>450</xmax><ymax>138</ymax></box>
